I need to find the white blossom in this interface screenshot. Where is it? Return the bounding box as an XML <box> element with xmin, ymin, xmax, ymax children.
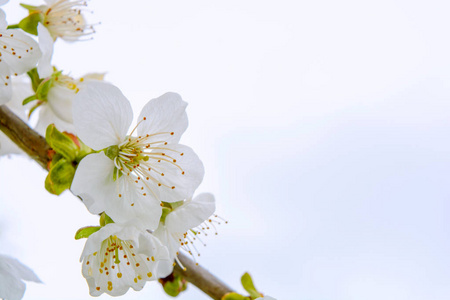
<box><xmin>0</xmin><ymin>254</ymin><xmax>41</xmax><ymax>300</ymax></box>
<box><xmin>0</xmin><ymin>10</ymin><xmax>41</xmax><ymax>104</ymax></box>
<box><xmin>80</xmin><ymin>223</ymin><xmax>171</xmax><ymax>296</ymax></box>
<box><xmin>39</xmin><ymin>0</ymin><xmax>95</xmax><ymax>41</ymax></box>
<box><xmin>154</xmin><ymin>193</ymin><xmax>216</xmax><ymax>267</ymax></box>
<box><xmin>71</xmin><ymin>81</ymin><xmax>204</xmax><ymax>230</ymax></box>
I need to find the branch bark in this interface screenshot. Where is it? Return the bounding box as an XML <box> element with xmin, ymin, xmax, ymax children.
<box><xmin>0</xmin><ymin>104</ymin><xmax>234</xmax><ymax>300</ymax></box>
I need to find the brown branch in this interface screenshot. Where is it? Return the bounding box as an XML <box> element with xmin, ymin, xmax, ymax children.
<box><xmin>174</xmin><ymin>253</ymin><xmax>234</xmax><ymax>300</ymax></box>
<box><xmin>0</xmin><ymin>105</ymin><xmax>51</xmax><ymax>169</ymax></box>
<box><xmin>0</xmin><ymin>104</ymin><xmax>235</xmax><ymax>300</ymax></box>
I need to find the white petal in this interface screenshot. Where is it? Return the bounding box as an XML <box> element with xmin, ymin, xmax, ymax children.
<box><xmin>34</xmin><ymin>104</ymin><xmax>76</xmax><ymax>136</ymax></box>
<box><xmin>0</xmin><ymin>60</ymin><xmax>11</xmax><ymax>104</ymax></box>
<box><xmin>80</xmin><ymin>223</ymin><xmax>125</xmax><ymax>259</ymax></box>
<box><xmin>0</xmin><ymin>132</ymin><xmax>21</xmax><ymax>156</ymax></box>
<box><xmin>145</xmin><ymin>144</ymin><xmax>204</xmax><ymax>203</ymax></box>
<box><xmin>0</xmin><ymin>9</ymin><xmax>6</xmax><ymax>29</ymax></box>
<box><xmin>73</xmin><ymin>81</ymin><xmax>133</xmax><ymax>150</ymax></box>
<box><xmin>47</xmin><ymin>83</ymin><xmax>75</xmax><ymax>123</ymax></box>
<box><xmin>37</xmin><ymin>24</ymin><xmax>54</xmax><ymax>78</ymax></box>
<box><xmin>71</xmin><ymin>152</ymin><xmax>116</xmax><ymax>215</ymax></box>
<box><xmin>0</xmin><ymin>29</ymin><xmax>41</xmax><ymax>75</ymax></box>
<box><xmin>137</xmin><ymin>92</ymin><xmax>188</xmax><ymax>144</ymax></box>
<box><xmin>166</xmin><ymin>193</ymin><xmax>216</xmax><ymax>233</ymax></box>
<box><xmin>153</xmin><ymin>225</ymin><xmax>182</xmax><ymax>262</ymax></box>
<box><xmin>0</xmin><ymin>255</ymin><xmax>41</xmax><ymax>283</ymax></box>
<box><xmin>108</xmin><ymin>175</ymin><xmax>162</xmax><ymax>230</ymax></box>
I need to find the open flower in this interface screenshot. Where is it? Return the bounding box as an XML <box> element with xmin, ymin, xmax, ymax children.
<box><xmin>0</xmin><ymin>10</ymin><xmax>41</xmax><ymax>104</ymax></box>
<box><xmin>80</xmin><ymin>223</ymin><xmax>171</xmax><ymax>296</ymax></box>
<box><xmin>36</xmin><ymin>0</ymin><xmax>95</xmax><ymax>41</ymax></box>
<box><xmin>71</xmin><ymin>82</ymin><xmax>204</xmax><ymax>229</ymax></box>
<box><xmin>154</xmin><ymin>193</ymin><xmax>216</xmax><ymax>268</ymax></box>
<box><xmin>0</xmin><ymin>254</ymin><xmax>42</xmax><ymax>300</ymax></box>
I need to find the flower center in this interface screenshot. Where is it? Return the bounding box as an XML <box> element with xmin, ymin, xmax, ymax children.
<box><xmin>85</xmin><ymin>235</ymin><xmax>155</xmax><ymax>292</ymax></box>
<box><xmin>111</xmin><ymin>118</ymin><xmax>186</xmax><ymax>204</ymax></box>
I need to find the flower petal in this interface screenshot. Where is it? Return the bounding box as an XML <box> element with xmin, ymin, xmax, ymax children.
<box><xmin>0</xmin><ymin>61</ymin><xmax>11</xmax><ymax>104</ymax></box>
<box><xmin>71</xmin><ymin>152</ymin><xmax>116</xmax><ymax>215</ymax></box>
<box><xmin>35</xmin><ymin>104</ymin><xmax>76</xmax><ymax>136</ymax></box>
<box><xmin>0</xmin><ymin>29</ymin><xmax>41</xmax><ymax>75</ymax></box>
<box><xmin>37</xmin><ymin>23</ymin><xmax>54</xmax><ymax>78</ymax></box>
<box><xmin>144</xmin><ymin>144</ymin><xmax>204</xmax><ymax>203</ymax></box>
<box><xmin>0</xmin><ymin>9</ymin><xmax>6</xmax><ymax>29</ymax></box>
<box><xmin>166</xmin><ymin>193</ymin><xmax>216</xmax><ymax>233</ymax></box>
<box><xmin>137</xmin><ymin>92</ymin><xmax>188</xmax><ymax>144</ymax></box>
<box><xmin>73</xmin><ymin>81</ymin><xmax>133</xmax><ymax>150</ymax></box>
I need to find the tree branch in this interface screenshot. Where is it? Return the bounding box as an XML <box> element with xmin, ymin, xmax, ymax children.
<box><xmin>0</xmin><ymin>104</ymin><xmax>235</xmax><ymax>300</ymax></box>
<box><xmin>0</xmin><ymin>105</ymin><xmax>51</xmax><ymax>169</ymax></box>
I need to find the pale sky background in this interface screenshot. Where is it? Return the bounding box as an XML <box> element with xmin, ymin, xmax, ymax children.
<box><xmin>1</xmin><ymin>0</ymin><xmax>450</xmax><ymax>299</ymax></box>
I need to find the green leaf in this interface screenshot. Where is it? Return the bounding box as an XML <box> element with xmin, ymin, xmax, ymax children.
<box><xmin>27</xmin><ymin>68</ymin><xmax>42</xmax><ymax>92</ymax></box>
<box><xmin>22</xmin><ymin>94</ymin><xmax>37</xmax><ymax>105</ymax></box>
<box><xmin>20</xmin><ymin>3</ymin><xmax>40</xmax><ymax>11</ymax></box>
<box><xmin>45</xmin><ymin>158</ymin><xmax>75</xmax><ymax>195</ymax></box>
<box><xmin>45</xmin><ymin>124</ymin><xmax>79</xmax><ymax>161</ymax></box>
<box><xmin>18</xmin><ymin>12</ymin><xmax>44</xmax><ymax>36</ymax></box>
<box><xmin>99</xmin><ymin>213</ymin><xmax>115</xmax><ymax>227</ymax></box>
<box><xmin>241</xmin><ymin>273</ymin><xmax>261</xmax><ymax>299</ymax></box>
<box><xmin>222</xmin><ymin>293</ymin><xmax>250</xmax><ymax>300</ymax></box>
<box><xmin>75</xmin><ymin>226</ymin><xmax>101</xmax><ymax>240</ymax></box>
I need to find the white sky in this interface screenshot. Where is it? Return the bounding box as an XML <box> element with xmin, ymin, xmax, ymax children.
<box><xmin>1</xmin><ymin>0</ymin><xmax>450</xmax><ymax>299</ymax></box>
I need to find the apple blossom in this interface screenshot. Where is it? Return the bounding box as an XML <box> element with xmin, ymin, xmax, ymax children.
<box><xmin>0</xmin><ymin>254</ymin><xmax>41</xmax><ymax>300</ymax></box>
<box><xmin>71</xmin><ymin>81</ymin><xmax>204</xmax><ymax>230</ymax></box>
<box><xmin>0</xmin><ymin>10</ymin><xmax>41</xmax><ymax>104</ymax></box>
<box><xmin>27</xmin><ymin>0</ymin><xmax>95</xmax><ymax>41</ymax></box>
<box><xmin>80</xmin><ymin>223</ymin><xmax>171</xmax><ymax>296</ymax></box>
<box><xmin>154</xmin><ymin>193</ymin><xmax>216</xmax><ymax>268</ymax></box>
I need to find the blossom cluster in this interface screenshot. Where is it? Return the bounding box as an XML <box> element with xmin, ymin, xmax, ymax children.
<box><xmin>0</xmin><ymin>0</ymin><xmax>223</xmax><ymax>298</ymax></box>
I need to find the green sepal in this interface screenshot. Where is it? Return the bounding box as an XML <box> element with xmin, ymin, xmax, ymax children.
<box><xmin>22</xmin><ymin>94</ymin><xmax>37</xmax><ymax>105</ymax></box>
<box><xmin>104</xmin><ymin>145</ymin><xmax>119</xmax><ymax>160</ymax></box>
<box><xmin>99</xmin><ymin>212</ymin><xmax>114</xmax><ymax>227</ymax></box>
<box><xmin>36</xmin><ymin>78</ymin><xmax>52</xmax><ymax>101</ymax></box>
<box><xmin>45</xmin><ymin>158</ymin><xmax>75</xmax><ymax>195</ymax></box>
<box><xmin>20</xmin><ymin>3</ymin><xmax>41</xmax><ymax>11</ymax></box>
<box><xmin>159</xmin><ymin>274</ymin><xmax>187</xmax><ymax>297</ymax></box>
<box><xmin>75</xmin><ymin>226</ymin><xmax>101</xmax><ymax>240</ymax></box>
<box><xmin>18</xmin><ymin>12</ymin><xmax>44</xmax><ymax>36</ymax></box>
<box><xmin>27</xmin><ymin>68</ymin><xmax>42</xmax><ymax>92</ymax></box>
<box><xmin>46</xmin><ymin>124</ymin><xmax>79</xmax><ymax>162</ymax></box>
<box><xmin>160</xmin><ymin>207</ymin><xmax>172</xmax><ymax>224</ymax></box>
<box><xmin>75</xmin><ymin>140</ymin><xmax>94</xmax><ymax>163</ymax></box>
<box><xmin>241</xmin><ymin>273</ymin><xmax>261</xmax><ymax>299</ymax></box>
<box><xmin>27</xmin><ymin>101</ymin><xmax>42</xmax><ymax>119</ymax></box>
<box><xmin>222</xmin><ymin>293</ymin><xmax>251</xmax><ymax>300</ymax></box>
<box><xmin>6</xmin><ymin>24</ymin><xmax>20</xmax><ymax>29</ymax></box>
<box><xmin>170</xmin><ymin>200</ymin><xmax>184</xmax><ymax>210</ymax></box>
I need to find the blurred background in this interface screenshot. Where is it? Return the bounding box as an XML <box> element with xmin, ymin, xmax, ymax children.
<box><xmin>1</xmin><ymin>0</ymin><xmax>450</xmax><ymax>299</ymax></box>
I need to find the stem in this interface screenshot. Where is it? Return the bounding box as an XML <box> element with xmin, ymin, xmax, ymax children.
<box><xmin>0</xmin><ymin>104</ymin><xmax>235</xmax><ymax>299</ymax></box>
<box><xmin>7</xmin><ymin>24</ymin><xmax>20</xmax><ymax>29</ymax></box>
<box><xmin>175</xmin><ymin>252</ymin><xmax>234</xmax><ymax>300</ymax></box>
<box><xmin>0</xmin><ymin>105</ymin><xmax>51</xmax><ymax>169</ymax></box>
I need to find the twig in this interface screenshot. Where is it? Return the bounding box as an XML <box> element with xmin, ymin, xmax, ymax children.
<box><xmin>0</xmin><ymin>104</ymin><xmax>235</xmax><ymax>300</ymax></box>
<box><xmin>0</xmin><ymin>105</ymin><xmax>51</xmax><ymax>169</ymax></box>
